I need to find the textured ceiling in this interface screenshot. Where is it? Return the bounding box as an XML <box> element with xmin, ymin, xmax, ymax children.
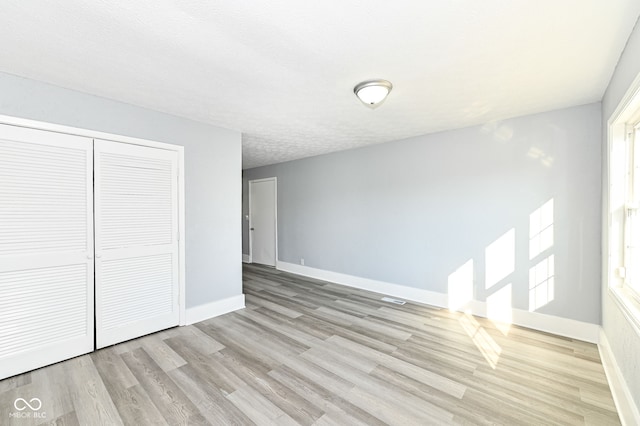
<box><xmin>0</xmin><ymin>2</ymin><xmax>638</xmax><ymax>169</ymax></box>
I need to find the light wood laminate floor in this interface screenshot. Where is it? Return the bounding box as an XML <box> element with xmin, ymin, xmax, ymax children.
<box><xmin>0</xmin><ymin>264</ymin><xmax>620</xmax><ymax>425</ymax></box>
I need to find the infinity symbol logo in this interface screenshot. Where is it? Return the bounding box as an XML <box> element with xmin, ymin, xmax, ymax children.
<box><xmin>14</xmin><ymin>398</ymin><xmax>42</xmax><ymax>411</ymax></box>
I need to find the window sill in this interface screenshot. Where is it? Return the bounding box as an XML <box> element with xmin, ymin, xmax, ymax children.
<box><xmin>609</xmin><ymin>286</ymin><xmax>640</xmax><ymax>338</ymax></box>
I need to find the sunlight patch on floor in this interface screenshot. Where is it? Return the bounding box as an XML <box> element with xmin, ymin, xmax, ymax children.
<box><xmin>459</xmin><ymin>313</ymin><xmax>502</xmax><ymax>369</ymax></box>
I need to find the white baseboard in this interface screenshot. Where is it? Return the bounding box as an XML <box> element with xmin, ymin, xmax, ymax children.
<box><xmin>185</xmin><ymin>294</ymin><xmax>245</xmax><ymax>325</ymax></box>
<box><xmin>242</xmin><ymin>254</ymin><xmax>251</xmax><ymax>263</ymax></box>
<box><xmin>277</xmin><ymin>261</ymin><xmax>448</xmax><ymax>306</ymax></box>
<box><xmin>510</xmin><ymin>307</ymin><xmax>599</xmax><ymax>343</ymax></box>
<box><xmin>599</xmin><ymin>329</ymin><xmax>640</xmax><ymax>426</ymax></box>
<box><xmin>276</xmin><ymin>261</ymin><xmax>600</xmax><ymax>343</ymax></box>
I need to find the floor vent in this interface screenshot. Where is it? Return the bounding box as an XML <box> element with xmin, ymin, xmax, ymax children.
<box><xmin>381</xmin><ymin>296</ymin><xmax>406</xmax><ymax>305</ymax></box>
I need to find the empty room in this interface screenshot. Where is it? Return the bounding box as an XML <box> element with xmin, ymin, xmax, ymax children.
<box><xmin>1</xmin><ymin>1</ymin><xmax>640</xmax><ymax>425</ymax></box>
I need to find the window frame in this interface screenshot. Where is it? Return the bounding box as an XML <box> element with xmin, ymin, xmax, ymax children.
<box><xmin>623</xmin><ymin>122</ymin><xmax>640</xmax><ymax>303</ymax></box>
<box><xmin>606</xmin><ymin>71</ymin><xmax>640</xmax><ymax>338</ymax></box>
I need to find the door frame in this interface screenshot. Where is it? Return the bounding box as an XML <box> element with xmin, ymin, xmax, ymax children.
<box><xmin>0</xmin><ymin>114</ymin><xmax>187</xmax><ymax>326</ymax></box>
<box><xmin>248</xmin><ymin>177</ymin><xmax>278</xmax><ymax>266</ymax></box>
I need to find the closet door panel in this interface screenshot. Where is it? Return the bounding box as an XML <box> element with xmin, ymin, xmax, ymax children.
<box><xmin>0</xmin><ymin>124</ymin><xmax>94</xmax><ymax>380</ymax></box>
<box><xmin>95</xmin><ymin>140</ymin><xmax>179</xmax><ymax>348</ymax></box>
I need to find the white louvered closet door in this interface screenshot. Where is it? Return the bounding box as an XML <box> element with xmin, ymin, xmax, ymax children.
<box><xmin>94</xmin><ymin>140</ymin><xmax>179</xmax><ymax>348</ymax></box>
<box><xmin>0</xmin><ymin>124</ymin><xmax>94</xmax><ymax>380</ymax></box>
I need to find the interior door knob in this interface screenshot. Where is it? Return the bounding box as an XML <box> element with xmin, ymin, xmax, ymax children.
<box><xmin>250</xmin><ymin>228</ymin><xmax>255</xmax><ymax>231</ymax></box>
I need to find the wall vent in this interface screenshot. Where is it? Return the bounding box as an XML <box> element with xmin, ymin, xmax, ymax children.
<box><xmin>381</xmin><ymin>296</ymin><xmax>406</xmax><ymax>305</ymax></box>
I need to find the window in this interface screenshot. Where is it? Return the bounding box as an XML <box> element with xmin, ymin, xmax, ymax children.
<box><xmin>623</xmin><ymin>121</ymin><xmax>640</xmax><ymax>301</ymax></box>
<box><xmin>607</xmin><ymin>71</ymin><xmax>640</xmax><ymax>333</ymax></box>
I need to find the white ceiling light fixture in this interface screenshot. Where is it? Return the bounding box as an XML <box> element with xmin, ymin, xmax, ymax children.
<box><xmin>354</xmin><ymin>79</ymin><xmax>393</xmax><ymax>109</ymax></box>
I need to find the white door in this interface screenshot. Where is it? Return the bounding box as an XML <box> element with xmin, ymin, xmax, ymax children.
<box><xmin>94</xmin><ymin>140</ymin><xmax>179</xmax><ymax>348</ymax></box>
<box><xmin>0</xmin><ymin>124</ymin><xmax>94</xmax><ymax>380</ymax></box>
<box><xmin>250</xmin><ymin>178</ymin><xmax>277</xmax><ymax>266</ymax></box>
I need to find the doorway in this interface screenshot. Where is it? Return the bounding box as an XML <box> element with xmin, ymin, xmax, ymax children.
<box><xmin>249</xmin><ymin>177</ymin><xmax>277</xmax><ymax>266</ymax></box>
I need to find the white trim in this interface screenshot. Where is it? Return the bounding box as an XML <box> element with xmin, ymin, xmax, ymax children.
<box><xmin>510</xmin><ymin>307</ymin><xmax>599</xmax><ymax>343</ymax></box>
<box><xmin>601</xmin><ymin>68</ymin><xmax>640</xmax><ymax>426</ymax></box>
<box><xmin>608</xmin><ymin>71</ymin><xmax>640</xmax><ymax>128</ymax></box>
<box><xmin>0</xmin><ymin>114</ymin><xmax>181</xmax><ymax>151</ymax></box>
<box><xmin>0</xmin><ymin>113</ymin><xmax>188</xmax><ymax>328</ymax></box>
<box><xmin>609</xmin><ymin>288</ymin><xmax>640</xmax><ymax>338</ymax></box>
<box><xmin>248</xmin><ymin>182</ymin><xmax>252</xmax><ymax>264</ymax></box>
<box><xmin>277</xmin><ymin>261</ymin><xmax>448</xmax><ymax>306</ymax></box>
<box><xmin>178</xmin><ymin>148</ymin><xmax>186</xmax><ymax>326</ymax></box>
<box><xmin>248</xmin><ymin>177</ymin><xmax>278</xmax><ymax>267</ymax></box>
<box><xmin>599</xmin><ymin>329</ymin><xmax>640</xmax><ymax>426</ymax></box>
<box><xmin>242</xmin><ymin>254</ymin><xmax>251</xmax><ymax>263</ymax></box>
<box><xmin>185</xmin><ymin>295</ymin><xmax>246</xmax><ymax>325</ymax></box>
<box><xmin>276</xmin><ymin>261</ymin><xmax>600</xmax><ymax>343</ymax></box>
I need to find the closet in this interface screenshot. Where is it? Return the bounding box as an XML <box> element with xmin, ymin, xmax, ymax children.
<box><xmin>94</xmin><ymin>140</ymin><xmax>179</xmax><ymax>348</ymax></box>
<box><xmin>0</xmin><ymin>121</ymin><xmax>183</xmax><ymax>380</ymax></box>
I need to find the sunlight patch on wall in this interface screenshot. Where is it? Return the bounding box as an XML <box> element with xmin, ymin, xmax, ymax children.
<box><xmin>485</xmin><ymin>229</ymin><xmax>515</xmax><ymax>290</ymax></box>
<box><xmin>487</xmin><ymin>283</ymin><xmax>512</xmax><ymax>335</ymax></box>
<box><xmin>529</xmin><ymin>199</ymin><xmax>554</xmax><ymax>259</ymax></box>
<box><xmin>529</xmin><ymin>255</ymin><xmax>555</xmax><ymax>311</ymax></box>
<box><xmin>447</xmin><ymin>259</ymin><xmax>474</xmax><ymax>312</ymax></box>
<box><xmin>527</xmin><ymin>147</ymin><xmax>554</xmax><ymax>167</ymax></box>
<box><xmin>480</xmin><ymin>121</ymin><xmax>513</xmax><ymax>143</ymax></box>
<box><xmin>459</xmin><ymin>313</ymin><xmax>502</xmax><ymax>369</ymax></box>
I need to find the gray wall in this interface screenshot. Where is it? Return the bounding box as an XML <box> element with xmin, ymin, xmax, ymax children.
<box><xmin>0</xmin><ymin>72</ymin><xmax>242</xmax><ymax>308</ymax></box>
<box><xmin>601</xmin><ymin>18</ymin><xmax>640</xmax><ymax>412</ymax></box>
<box><xmin>244</xmin><ymin>103</ymin><xmax>602</xmax><ymax>324</ymax></box>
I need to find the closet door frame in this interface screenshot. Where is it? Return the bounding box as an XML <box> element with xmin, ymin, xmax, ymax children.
<box><xmin>0</xmin><ymin>114</ymin><xmax>187</xmax><ymax>327</ymax></box>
